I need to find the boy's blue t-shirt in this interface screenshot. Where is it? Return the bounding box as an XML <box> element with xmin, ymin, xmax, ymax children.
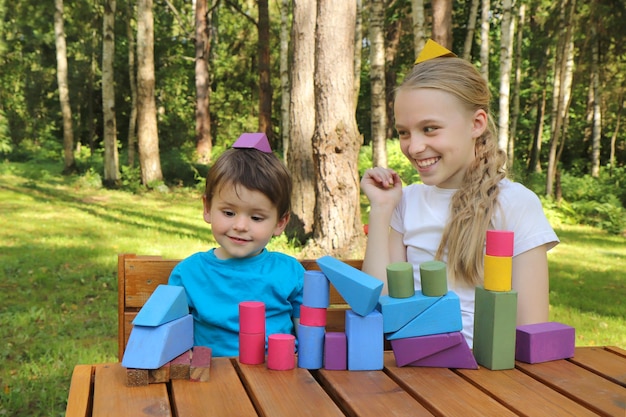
<box><xmin>168</xmin><ymin>248</ymin><xmax>304</xmax><ymax>357</ymax></box>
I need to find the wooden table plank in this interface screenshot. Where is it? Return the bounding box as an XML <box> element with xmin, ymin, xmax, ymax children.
<box><xmin>171</xmin><ymin>358</ymin><xmax>258</xmax><ymax>417</ymax></box>
<box><xmin>92</xmin><ymin>363</ymin><xmax>171</xmax><ymax>417</ymax></box>
<box><xmin>568</xmin><ymin>346</ymin><xmax>626</xmax><ymax>388</ymax></box>
<box><xmin>234</xmin><ymin>360</ymin><xmax>345</xmax><ymax>417</ymax></box>
<box><xmin>65</xmin><ymin>364</ymin><xmax>94</xmax><ymax>417</ymax></box>
<box><xmin>516</xmin><ymin>355</ymin><xmax>626</xmax><ymax>416</ymax></box>
<box><xmin>315</xmin><ymin>367</ymin><xmax>434</xmax><ymax>416</ymax></box>
<box><xmin>456</xmin><ymin>366</ymin><xmax>599</xmax><ymax>416</ymax></box>
<box><xmin>383</xmin><ymin>354</ymin><xmax>518</xmax><ymax>416</ymax></box>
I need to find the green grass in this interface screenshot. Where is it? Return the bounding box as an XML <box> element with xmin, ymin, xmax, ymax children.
<box><xmin>1</xmin><ymin>160</ymin><xmax>625</xmax><ymax>416</ymax></box>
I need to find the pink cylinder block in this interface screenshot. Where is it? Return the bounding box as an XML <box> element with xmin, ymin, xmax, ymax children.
<box><xmin>486</xmin><ymin>230</ymin><xmax>514</xmax><ymax>257</ymax></box>
<box><xmin>300</xmin><ymin>305</ymin><xmax>327</xmax><ymax>327</ymax></box>
<box><xmin>239</xmin><ymin>301</ymin><xmax>265</xmax><ymax>334</ymax></box>
<box><xmin>239</xmin><ymin>332</ymin><xmax>265</xmax><ymax>365</ymax></box>
<box><xmin>267</xmin><ymin>334</ymin><xmax>296</xmax><ymax>370</ymax></box>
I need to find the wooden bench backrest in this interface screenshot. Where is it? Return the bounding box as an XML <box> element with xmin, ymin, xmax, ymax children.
<box><xmin>117</xmin><ymin>253</ymin><xmax>362</xmax><ymax>361</ymax></box>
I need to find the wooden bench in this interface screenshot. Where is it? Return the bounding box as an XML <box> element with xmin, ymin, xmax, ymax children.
<box><xmin>118</xmin><ymin>253</ymin><xmax>362</xmax><ymax>361</ymax></box>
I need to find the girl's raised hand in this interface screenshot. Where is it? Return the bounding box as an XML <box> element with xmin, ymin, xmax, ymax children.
<box><xmin>360</xmin><ymin>167</ymin><xmax>402</xmax><ymax>209</ymax></box>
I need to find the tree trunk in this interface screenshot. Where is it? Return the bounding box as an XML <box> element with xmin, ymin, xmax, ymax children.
<box><xmin>590</xmin><ymin>22</ymin><xmax>601</xmax><ymax>178</ymax></box>
<box><xmin>370</xmin><ymin>0</ymin><xmax>387</xmax><ymax>168</ymax></box>
<box><xmin>462</xmin><ymin>0</ymin><xmax>479</xmax><ymax>60</ymax></box>
<box><xmin>195</xmin><ymin>0</ymin><xmax>212</xmax><ymax>164</ymax></box>
<box><xmin>54</xmin><ymin>0</ymin><xmax>75</xmax><ymax>174</ymax></box>
<box><xmin>286</xmin><ymin>0</ymin><xmax>317</xmax><ymax>241</ymax></box>
<box><xmin>385</xmin><ymin>14</ymin><xmax>403</xmax><ymax>140</ymax></box>
<box><xmin>102</xmin><ymin>0</ymin><xmax>120</xmax><ymax>186</ymax></box>
<box><xmin>279</xmin><ymin>0</ymin><xmax>290</xmax><ymax>153</ymax></box>
<box><xmin>411</xmin><ymin>0</ymin><xmax>426</xmax><ymax>59</ymax></box>
<box><xmin>126</xmin><ymin>0</ymin><xmax>138</xmax><ymax>167</ymax></box>
<box><xmin>136</xmin><ymin>0</ymin><xmax>163</xmax><ymax>186</ymax></box>
<box><xmin>479</xmin><ymin>0</ymin><xmax>490</xmax><ymax>80</ymax></box>
<box><xmin>258</xmin><ymin>0</ymin><xmax>273</xmax><ymax>145</ymax></box>
<box><xmin>353</xmin><ymin>0</ymin><xmax>363</xmax><ymax>108</ymax></box>
<box><xmin>497</xmin><ymin>0</ymin><xmax>514</xmax><ymax>157</ymax></box>
<box><xmin>609</xmin><ymin>93</ymin><xmax>622</xmax><ymax>177</ymax></box>
<box><xmin>431</xmin><ymin>0</ymin><xmax>453</xmax><ymax>49</ymax></box>
<box><xmin>309</xmin><ymin>0</ymin><xmax>363</xmax><ymax>257</ymax></box>
<box><xmin>509</xmin><ymin>3</ymin><xmax>525</xmax><ymax>169</ymax></box>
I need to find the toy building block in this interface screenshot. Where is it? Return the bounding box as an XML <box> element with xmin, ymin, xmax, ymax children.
<box><xmin>391</xmin><ymin>332</ymin><xmax>477</xmax><ymax>369</ymax></box>
<box><xmin>132</xmin><ymin>284</ymin><xmax>189</xmax><ymax>327</ymax></box>
<box><xmin>303</xmin><ymin>270</ymin><xmax>330</xmax><ymax>308</ymax></box>
<box><xmin>346</xmin><ymin>309</ymin><xmax>384</xmax><ymax>370</ymax></box>
<box><xmin>386</xmin><ymin>291</ymin><xmax>463</xmax><ymax>340</ymax></box>
<box><xmin>232</xmin><ymin>132</ymin><xmax>272</xmax><ymax>153</ymax></box>
<box><xmin>316</xmin><ymin>256</ymin><xmax>383</xmax><ymax>316</ymax></box>
<box><xmin>267</xmin><ymin>334</ymin><xmax>296</xmax><ymax>371</ymax></box>
<box><xmin>148</xmin><ymin>363</ymin><xmax>170</xmax><ymax>383</ymax></box>
<box><xmin>126</xmin><ymin>368</ymin><xmax>149</xmax><ymax>386</ymax></box>
<box><xmin>515</xmin><ymin>322</ymin><xmax>575</xmax><ymax>364</ymax></box>
<box><xmin>419</xmin><ymin>260</ymin><xmax>448</xmax><ymax>297</ymax></box>
<box><xmin>486</xmin><ymin>230</ymin><xmax>514</xmax><ymax>257</ymax></box>
<box><xmin>239</xmin><ymin>332</ymin><xmax>265</xmax><ymax>365</ymax></box>
<box><xmin>239</xmin><ymin>301</ymin><xmax>266</xmax><ymax>334</ymax></box>
<box><xmin>377</xmin><ymin>292</ymin><xmax>440</xmax><ymax>333</ymax></box>
<box><xmin>473</xmin><ymin>286</ymin><xmax>518</xmax><ymax>370</ymax></box>
<box><xmin>387</xmin><ymin>262</ymin><xmax>415</xmax><ymax>299</ymax></box>
<box><xmin>190</xmin><ymin>346</ymin><xmax>212</xmax><ymax>382</ymax></box>
<box><xmin>122</xmin><ymin>314</ymin><xmax>194</xmax><ymax>369</ymax></box>
<box><xmin>170</xmin><ymin>350</ymin><xmax>192</xmax><ymax>380</ymax></box>
<box><xmin>300</xmin><ymin>305</ymin><xmax>327</xmax><ymax>327</ymax></box>
<box><xmin>297</xmin><ymin>324</ymin><xmax>325</xmax><ymax>369</ymax></box>
<box><xmin>324</xmin><ymin>332</ymin><xmax>347</xmax><ymax>370</ymax></box>
<box><xmin>483</xmin><ymin>254</ymin><xmax>513</xmax><ymax>292</ymax></box>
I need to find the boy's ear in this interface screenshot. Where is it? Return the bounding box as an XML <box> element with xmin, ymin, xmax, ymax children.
<box><xmin>273</xmin><ymin>212</ymin><xmax>290</xmax><ymax>236</ymax></box>
<box><xmin>202</xmin><ymin>195</ymin><xmax>211</xmax><ymax>224</ymax></box>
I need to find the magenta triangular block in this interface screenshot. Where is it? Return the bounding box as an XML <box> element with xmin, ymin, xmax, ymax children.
<box><xmin>232</xmin><ymin>132</ymin><xmax>272</xmax><ymax>153</ymax></box>
<box><xmin>392</xmin><ymin>332</ymin><xmax>463</xmax><ymax>367</ymax></box>
<box><xmin>395</xmin><ymin>332</ymin><xmax>477</xmax><ymax>369</ymax></box>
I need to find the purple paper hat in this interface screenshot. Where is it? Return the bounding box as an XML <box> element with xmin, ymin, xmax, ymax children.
<box><xmin>232</xmin><ymin>133</ymin><xmax>272</xmax><ymax>153</ymax></box>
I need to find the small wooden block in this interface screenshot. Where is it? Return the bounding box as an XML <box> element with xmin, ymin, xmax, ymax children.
<box><xmin>239</xmin><ymin>332</ymin><xmax>265</xmax><ymax>365</ymax></box>
<box><xmin>346</xmin><ymin>309</ymin><xmax>384</xmax><ymax>370</ymax></box>
<box><xmin>419</xmin><ymin>260</ymin><xmax>448</xmax><ymax>297</ymax></box>
<box><xmin>190</xmin><ymin>346</ymin><xmax>212</xmax><ymax>382</ymax></box>
<box><xmin>386</xmin><ymin>291</ymin><xmax>462</xmax><ymax>340</ymax></box>
<box><xmin>483</xmin><ymin>255</ymin><xmax>513</xmax><ymax>292</ymax></box>
<box><xmin>386</xmin><ymin>262</ymin><xmax>415</xmax><ymax>299</ymax></box>
<box><xmin>126</xmin><ymin>368</ymin><xmax>149</xmax><ymax>386</ymax></box>
<box><xmin>297</xmin><ymin>323</ymin><xmax>325</xmax><ymax>369</ymax></box>
<box><xmin>148</xmin><ymin>362</ymin><xmax>170</xmax><ymax>383</ymax></box>
<box><xmin>324</xmin><ymin>332</ymin><xmax>347</xmax><ymax>370</ymax></box>
<box><xmin>317</xmin><ymin>256</ymin><xmax>383</xmax><ymax>316</ymax></box>
<box><xmin>239</xmin><ymin>301</ymin><xmax>265</xmax><ymax>334</ymax></box>
<box><xmin>170</xmin><ymin>350</ymin><xmax>192</xmax><ymax>380</ymax></box>
<box><xmin>303</xmin><ymin>270</ymin><xmax>330</xmax><ymax>308</ymax></box>
<box><xmin>267</xmin><ymin>334</ymin><xmax>296</xmax><ymax>370</ymax></box>
<box><xmin>486</xmin><ymin>230</ymin><xmax>514</xmax><ymax>257</ymax></box>
<box><xmin>391</xmin><ymin>332</ymin><xmax>477</xmax><ymax>369</ymax></box>
<box><xmin>300</xmin><ymin>305</ymin><xmax>327</xmax><ymax>326</ymax></box>
<box><xmin>515</xmin><ymin>322</ymin><xmax>575</xmax><ymax>363</ymax></box>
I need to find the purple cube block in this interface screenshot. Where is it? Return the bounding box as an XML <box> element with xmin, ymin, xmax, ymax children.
<box><xmin>515</xmin><ymin>322</ymin><xmax>575</xmax><ymax>364</ymax></box>
<box><xmin>324</xmin><ymin>332</ymin><xmax>347</xmax><ymax>370</ymax></box>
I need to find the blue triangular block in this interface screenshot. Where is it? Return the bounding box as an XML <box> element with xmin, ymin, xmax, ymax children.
<box><xmin>377</xmin><ymin>291</ymin><xmax>441</xmax><ymax>333</ymax></box>
<box><xmin>386</xmin><ymin>291</ymin><xmax>462</xmax><ymax>340</ymax></box>
<box><xmin>122</xmin><ymin>314</ymin><xmax>194</xmax><ymax>369</ymax></box>
<box><xmin>133</xmin><ymin>284</ymin><xmax>189</xmax><ymax>327</ymax></box>
<box><xmin>316</xmin><ymin>256</ymin><xmax>383</xmax><ymax>316</ymax></box>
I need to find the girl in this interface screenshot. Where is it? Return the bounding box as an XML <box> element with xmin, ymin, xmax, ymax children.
<box><xmin>360</xmin><ymin>50</ymin><xmax>559</xmax><ymax>347</ymax></box>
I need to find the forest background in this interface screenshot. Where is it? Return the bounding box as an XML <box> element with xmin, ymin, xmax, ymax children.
<box><xmin>1</xmin><ymin>0</ymin><xmax>625</xmax><ymax>416</ymax></box>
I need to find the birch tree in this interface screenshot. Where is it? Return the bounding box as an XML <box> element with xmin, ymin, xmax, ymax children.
<box><xmin>370</xmin><ymin>0</ymin><xmax>387</xmax><ymax>168</ymax></box>
<box><xmin>508</xmin><ymin>3</ymin><xmax>525</xmax><ymax>169</ymax></box>
<box><xmin>411</xmin><ymin>0</ymin><xmax>426</xmax><ymax>58</ymax></box>
<box><xmin>102</xmin><ymin>0</ymin><xmax>120</xmax><ymax>185</ymax></box>
<box><xmin>462</xmin><ymin>0</ymin><xmax>480</xmax><ymax>60</ymax></box>
<box><xmin>497</xmin><ymin>0</ymin><xmax>515</xmax><ymax>156</ymax></box>
<box><xmin>589</xmin><ymin>23</ymin><xmax>602</xmax><ymax>178</ymax></box>
<box><xmin>479</xmin><ymin>0</ymin><xmax>490</xmax><ymax>80</ymax></box>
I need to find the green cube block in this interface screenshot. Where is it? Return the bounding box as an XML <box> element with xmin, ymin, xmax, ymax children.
<box><xmin>473</xmin><ymin>286</ymin><xmax>517</xmax><ymax>370</ymax></box>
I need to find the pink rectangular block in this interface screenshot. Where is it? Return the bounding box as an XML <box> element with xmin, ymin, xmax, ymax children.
<box><xmin>391</xmin><ymin>332</ymin><xmax>477</xmax><ymax>369</ymax></box>
<box><xmin>515</xmin><ymin>322</ymin><xmax>575</xmax><ymax>364</ymax></box>
<box><xmin>324</xmin><ymin>332</ymin><xmax>347</xmax><ymax>370</ymax></box>
<box><xmin>190</xmin><ymin>346</ymin><xmax>212</xmax><ymax>382</ymax></box>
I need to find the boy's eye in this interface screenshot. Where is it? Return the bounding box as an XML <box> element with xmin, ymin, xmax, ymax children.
<box><xmin>251</xmin><ymin>216</ymin><xmax>265</xmax><ymax>222</ymax></box>
<box><xmin>222</xmin><ymin>210</ymin><xmax>235</xmax><ymax>217</ymax></box>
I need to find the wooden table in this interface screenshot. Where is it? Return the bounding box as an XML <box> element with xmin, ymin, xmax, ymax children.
<box><xmin>66</xmin><ymin>346</ymin><xmax>626</xmax><ymax>417</ymax></box>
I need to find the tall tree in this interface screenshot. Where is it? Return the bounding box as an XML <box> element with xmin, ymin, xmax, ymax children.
<box><xmin>102</xmin><ymin>0</ymin><xmax>120</xmax><ymax>186</ymax></box>
<box><xmin>497</xmin><ymin>0</ymin><xmax>515</xmax><ymax>157</ymax></box>
<box><xmin>431</xmin><ymin>0</ymin><xmax>452</xmax><ymax>49</ymax></box>
<box><xmin>126</xmin><ymin>0</ymin><xmax>138</xmax><ymax>167</ymax></box>
<box><xmin>370</xmin><ymin>0</ymin><xmax>387</xmax><ymax>168</ymax></box>
<box><xmin>589</xmin><ymin>22</ymin><xmax>602</xmax><ymax>178</ymax></box>
<box><xmin>279</xmin><ymin>0</ymin><xmax>290</xmax><ymax>151</ymax></box>
<box><xmin>462</xmin><ymin>0</ymin><xmax>480</xmax><ymax>60</ymax></box>
<box><xmin>54</xmin><ymin>0</ymin><xmax>75</xmax><ymax>174</ymax></box>
<box><xmin>286</xmin><ymin>0</ymin><xmax>317</xmax><ymax>240</ymax></box>
<box><xmin>195</xmin><ymin>0</ymin><xmax>212</xmax><ymax>164</ymax></box>
<box><xmin>257</xmin><ymin>0</ymin><xmax>273</xmax><ymax>144</ymax></box>
<box><xmin>353</xmin><ymin>0</ymin><xmax>363</xmax><ymax>107</ymax></box>
<box><xmin>411</xmin><ymin>0</ymin><xmax>426</xmax><ymax>58</ymax></box>
<box><xmin>479</xmin><ymin>0</ymin><xmax>490</xmax><ymax>80</ymax></box>
<box><xmin>508</xmin><ymin>2</ymin><xmax>526</xmax><ymax>169</ymax></box>
<box><xmin>136</xmin><ymin>0</ymin><xmax>163</xmax><ymax>185</ymax></box>
<box><xmin>309</xmin><ymin>0</ymin><xmax>363</xmax><ymax>256</ymax></box>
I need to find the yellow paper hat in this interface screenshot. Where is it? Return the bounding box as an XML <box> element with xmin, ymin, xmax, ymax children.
<box><xmin>414</xmin><ymin>39</ymin><xmax>457</xmax><ymax>64</ymax></box>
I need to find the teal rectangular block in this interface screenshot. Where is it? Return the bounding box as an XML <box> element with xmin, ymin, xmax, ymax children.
<box><xmin>386</xmin><ymin>291</ymin><xmax>462</xmax><ymax>340</ymax></box>
<box><xmin>133</xmin><ymin>284</ymin><xmax>189</xmax><ymax>327</ymax></box>
<box><xmin>346</xmin><ymin>309</ymin><xmax>384</xmax><ymax>370</ymax></box>
<box><xmin>377</xmin><ymin>291</ymin><xmax>439</xmax><ymax>333</ymax></box>
<box><xmin>473</xmin><ymin>286</ymin><xmax>518</xmax><ymax>370</ymax></box>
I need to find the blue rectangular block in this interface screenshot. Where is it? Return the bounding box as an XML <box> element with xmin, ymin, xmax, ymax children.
<box><xmin>386</xmin><ymin>291</ymin><xmax>462</xmax><ymax>340</ymax></box>
<box><xmin>122</xmin><ymin>314</ymin><xmax>194</xmax><ymax>369</ymax></box>
<box><xmin>377</xmin><ymin>291</ymin><xmax>440</xmax><ymax>333</ymax></box>
<box><xmin>345</xmin><ymin>309</ymin><xmax>383</xmax><ymax>370</ymax></box>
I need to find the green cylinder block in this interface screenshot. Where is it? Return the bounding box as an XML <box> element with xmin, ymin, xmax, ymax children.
<box><xmin>386</xmin><ymin>262</ymin><xmax>415</xmax><ymax>298</ymax></box>
<box><xmin>419</xmin><ymin>260</ymin><xmax>448</xmax><ymax>297</ymax></box>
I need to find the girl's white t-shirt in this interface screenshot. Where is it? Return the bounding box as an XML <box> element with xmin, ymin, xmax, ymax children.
<box><xmin>390</xmin><ymin>179</ymin><xmax>559</xmax><ymax>347</ymax></box>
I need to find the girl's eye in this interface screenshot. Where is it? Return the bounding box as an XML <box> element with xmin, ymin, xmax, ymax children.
<box><xmin>424</xmin><ymin>126</ymin><xmax>437</xmax><ymax>133</ymax></box>
<box><xmin>396</xmin><ymin>129</ymin><xmax>409</xmax><ymax>138</ymax></box>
